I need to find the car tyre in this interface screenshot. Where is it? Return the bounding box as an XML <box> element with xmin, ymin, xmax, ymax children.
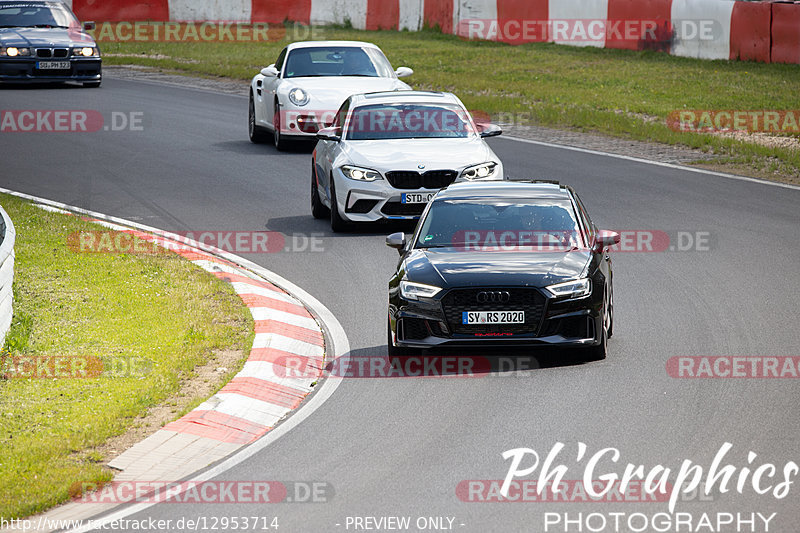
<box><xmin>329</xmin><ymin>177</ymin><xmax>348</xmax><ymax>233</ymax></box>
<box><xmin>311</xmin><ymin>162</ymin><xmax>329</xmax><ymax>219</ymax></box>
<box><xmin>607</xmin><ymin>286</ymin><xmax>614</xmax><ymax>339</ymax></box>
<box><xmin>83</xmin><ymin>81</ymin><xmax>101</xmax><ymax>88</ymax></box>
<box><xmin>249</xmin><ymin>93</ymin><xmax>269</xmax><ymax>144</ymax></box>
<box><xmin>273</xmin><ymin>102</ymin><xmax>287</xmax><ymax>151</ymax></box>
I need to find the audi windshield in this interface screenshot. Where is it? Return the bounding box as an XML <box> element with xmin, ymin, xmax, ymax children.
<box><xmin>415</xmin><ymin>198</ymin><xmax>586</xmax><ymax>250</ymax></box>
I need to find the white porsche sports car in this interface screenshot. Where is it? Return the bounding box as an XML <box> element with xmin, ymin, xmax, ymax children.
<box><xmin>248</xmin><ymin>40</ymin><xmax>413</xmax><ymax>150</ymax></box>
<box><xmin>311</xmin><ymin>91</ymin><xmax>505</xmax><ymax>232</ymax></box>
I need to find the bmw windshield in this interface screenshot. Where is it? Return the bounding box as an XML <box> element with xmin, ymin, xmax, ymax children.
<box><xmin>415</xmin><ymin>198</ymin><xmax>586</xmax><ymax>251</ymax></box>
<box><xmin>0</xmin><ymin>2</ymin><xmax>77</xmax><ymax>28</ymax></box>
<box><xmin>347</xmin><ymin>103</ymin><xmax>476</xmax><ymax>141</ymax></box>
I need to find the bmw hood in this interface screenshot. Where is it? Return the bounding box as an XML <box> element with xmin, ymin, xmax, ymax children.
<box><xmin>283</xmin><ymin>77</ymin><xmax>410</xmax><ymax>109</ymax></box>
<box><xmin>342</xmin><ymin>137</ymin><xmax>495</xmax><ymax>172</ymax></box>
<box><xmin>0</xmin><ymin>27</ymin><xmax>95</xmax><ymax>47</ymax></box>
<box><xmin>404</xmin><ymin>248</ymin><xmax>591</xmax><ymax>289</ymax></box>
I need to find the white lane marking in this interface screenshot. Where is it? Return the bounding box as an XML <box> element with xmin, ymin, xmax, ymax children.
<box><xmin>252</xmin><ymin>333</ymin><xmax>324</xmax><ymax>358</ymax></box>
<box><xmin>250</xmin><ymin>307</ymin><xmax>318</xmax><ymax>330</ymax></box>
<box><xmin>195</xmin><ymin>393</ymin><xmax>288</xmax><ymax>423</ymax></box>
<box><xmin>500</xmin><ymin>135</ymin><xmax>800</xmax><ymax>191</ymax></box>
<box><xmin>0</xmin><ymin>188</ymin><xmax>350</xmax><ymax>533</ymax></box>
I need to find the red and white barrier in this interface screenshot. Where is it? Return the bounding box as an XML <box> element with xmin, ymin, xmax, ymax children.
<box><xmin>69</xmin><ymin>0</ymin><xmax>800</xmax><ymax>65</ymax></box>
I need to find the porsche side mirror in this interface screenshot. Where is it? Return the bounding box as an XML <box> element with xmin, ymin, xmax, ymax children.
<box><xmin>395</xmin><ymin>67</ymin><xmax>414</xmax><ymax>78</ymax></box>
<box><xmin>261</xmin><ymin>65</ymin><xmax>279</xmax><ymax>77</ymax></box>
<box><xmin>386</xmin><ymin>232</ymin><xmax>407</xmax><ymax>253</ymax></box>
<box><xmin>316</xmin><ymin>127</ymin><xmax>341</xmax><ymax>142</ymax></box>
<box><xmin>479</xmin><ymin>123</ymin><xmax>503</xmax><ymax>138</ymax></box>
<box><xmin>594</xmin><ymin>230</ymin><xmax>621</xmax><ymax>252</ymax></box>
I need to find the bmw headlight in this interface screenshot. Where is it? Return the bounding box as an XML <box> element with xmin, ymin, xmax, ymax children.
<box><xmin>288</xmin><ymin>87</ymin><xmax>310</xmax><ymax>106</ymax></box>
<box><xmin>341</xmin><ymin>165</ymin><xmax>382</xmax><ymax>182</ymax></box>
<box><xmin>461</xmin><ymin>162</ymin><xmax>499</xmax><ymax>180</ymax></box>
<box><xmin>73</xmin><ymin>47</ymin><xmax>98</xmax><ymax>57</ymax></box>
<box><xmin>400</xmin><ymin>281</ymin><xmax>442</xmax><ymax>301</ymax></box>
<box><xmin>545</xmin><ymin>278</ymin><xmax>592</xmax><ymax>299</ymax></box>
<box><xmin>1</xmin><ymin>47</ymin><xmax>30</xmax><ymax>57</ymax></box>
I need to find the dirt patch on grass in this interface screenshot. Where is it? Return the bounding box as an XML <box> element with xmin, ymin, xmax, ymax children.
<box><xmin>87</xmin><ymin>348</ymin><xmax>247</xmax><ymax>466</ymax></box>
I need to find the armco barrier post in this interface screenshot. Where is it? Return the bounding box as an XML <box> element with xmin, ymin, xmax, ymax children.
<box><xmin>0</xmin><ymin>204</ymin><xmax>15</xmax><ymax>346</ymax></box>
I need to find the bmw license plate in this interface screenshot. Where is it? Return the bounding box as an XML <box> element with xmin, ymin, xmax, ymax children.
<box><xmin>462</xmin><ymin>311</ymin><xmax>525</xmax><ymax>325</ymax></box>
<box><xmin>37</xmin><ymin>61</ymin><xmax>71</xmax><ymax>70</ymax></box>
<box><xmin>402</xmin><ymin>192</ymin><xmax>435</xmax><ymax>204</ymax></box>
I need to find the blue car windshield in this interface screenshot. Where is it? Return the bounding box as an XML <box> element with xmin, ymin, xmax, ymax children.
<box><xmin>347</xmin><ymin>104</ymin><xmax>476</xmax><ymax>141</ymax></box>
<box><xmin>0</xmin><ymin>2</ymin><xmax>77</xmax><ymax>28</ymax></box>
<box><xmin>416</xmin><ymin>199</ymin><xmax>585</xmax><ymax>251</ymax></box>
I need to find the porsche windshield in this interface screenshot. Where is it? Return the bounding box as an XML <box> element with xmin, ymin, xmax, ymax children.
<box><xmin>283</xmin><ymin>47</ymin><xmax>394</xmax><ymax>79</ymax></box>
<box><xmin>347</xmin><ymin>103</ymin><xmax>475</xmax><ymax>141</ymax></box>
<box><xmin>0</xmin><ymin>2</ymin><xmax>77</xmax><ymax>28</ymax></box>
<box><xmin>416</xmin><ymin>198</ymin><xmax>585</xmax><ymax>251</ymax></box>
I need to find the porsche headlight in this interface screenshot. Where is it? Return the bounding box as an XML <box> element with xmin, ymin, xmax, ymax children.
<box><xmin>73</xmin><ymin>47</ymin><xmax>98</xmax><ymax>57</ymax></box>
<box><xmin>288</xmin><ymin>87</ymin><xmax>310</xmax><ymax>106</ymax></box>
<box><xmin>341</xmin><ymin>165</ymin><xmax>382</xmax><ymax>182</ymax></box>
<box><xmin>461</xmin><ymin>162</ymin><xmax>499</xmax><ymax>180</ymax></box>
<box><xmin>1</xmin><ymin>47</ymin><xmax>30</xmax><ymax>57</ymax></box>
<box><xmin>545</xmin><ymin>278</ymin><xmax>592</xmax><ymax>299</ymax></box>
<box><xmin>400</xmin><ymin>281</ymin><xmax>442</xmax><ymax>301</ymax></box>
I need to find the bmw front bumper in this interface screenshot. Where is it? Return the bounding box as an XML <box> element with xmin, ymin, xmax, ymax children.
<box><xmin>0</xmin><ymin>57</ymin><xmax>101</xmax><ymax>83</ymax></box>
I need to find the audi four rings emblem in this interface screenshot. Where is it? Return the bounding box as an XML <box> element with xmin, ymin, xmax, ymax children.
<box><xmin>476</xmin><ymin>291</ymin><xmax>511</xmax><ymax>303</ymax></box>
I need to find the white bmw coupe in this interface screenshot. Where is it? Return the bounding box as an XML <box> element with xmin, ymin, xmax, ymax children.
<box><xmin>311</xmin><ymin>91</ymin><xmax>505</xmax><ymax>232</ymax></box>
<box><xmin>248</xmin><ymin>41</ymin><xmax>413</xmax><ymax>150</ymax></box>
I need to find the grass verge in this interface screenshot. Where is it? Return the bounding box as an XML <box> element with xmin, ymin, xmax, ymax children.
<box><xmin>0</xmin><ymin>194</ymin><xmax>254</xmax><ymax>520</ymax></box>
<box><xmin>102</xmin><ymin>25</ymin><xmax>800</xmax><ymax>183</ymax></box>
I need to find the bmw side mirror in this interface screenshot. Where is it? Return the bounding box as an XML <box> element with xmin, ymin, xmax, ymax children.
<box><xmin>261</xmin><ymin>65</ymin><xmax>279</xmax><ymax>77</ymax></box>
<box><xmin>395</xmin><ymin>67</ymin><xmax>414</xmax><ymax>78</ymax></box>
<box><xmin>594</xmin><ymin>230</ymin><xmax>621</xmax><ymax>252</ymax></box>
<box><xmin>83</xmin><ymin>21</ymin><xmax>96</xmax><ymax>31</ymax></box>
<box><xmin>479</xmin><ymin>123</ymin><xmax>503</xmax><ymax>138</ymax></box>
<box><xmin>386</xmin><ymin>232</ymin><xmax>407</xmax><ymax>253</ymax></box>
<box><xmin>316</xmin><ymin>127</ymin><xmax>341</xmax><ymax>142</ymax></box>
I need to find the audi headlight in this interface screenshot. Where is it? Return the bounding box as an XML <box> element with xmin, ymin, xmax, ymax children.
<box><xmin>1</xmin><ymin>47</ymin><xmax>30</xmax><ymax>57</ymax></box>
<box><xmin>461</xmin><ymin>162</ymin><xmax>499</xmax><ymax>180</ymax></box>
<box><xmin>400</xmin><ymin>281</ymin><xmax>442</xmax><ymax>301</ymax></box>
<box><xmin>73</xmin><ymin>47</ymin><xmax>98</xmax><ymax>57</ymax></box>
<box><xmin>288</xmin><ymin>87</ymin><xmax>310</xmax><ymax>106</ymax></box>
<box><xmin>545</xmin><ymin>278</ymin><xmax>592</xmax><ymax>299</ymax></box>
<box><xmin>341</xmin><ymin>165</ymin><xmax>382</xmax><ymax>182</ymax></box>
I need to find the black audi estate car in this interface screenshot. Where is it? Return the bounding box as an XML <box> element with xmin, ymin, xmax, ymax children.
<box><xmin>386</xmin><ymin>180</ymin><xmax>620</xmax><ymax>360</ymax></box>
<box><xmin>0</xmin><ymin>0</ymin><xmax>101</xmax><ymax>86</ymax></box>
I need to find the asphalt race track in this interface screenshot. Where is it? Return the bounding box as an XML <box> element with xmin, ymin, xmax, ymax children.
<box><xmin>2</xmin><ymin>77</ymin><xmax>800</xmax><ymax>532</ymax></box>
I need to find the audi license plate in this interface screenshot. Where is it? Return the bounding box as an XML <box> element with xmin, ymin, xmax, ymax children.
<box><xmin>462</xmin><ymin>311</ymin><xmax>525</xmax><ymax>325</ymax></box>
<box><xmin>36</xmin><ymin>61</ymin><xmax>70</xmax><ymax>70</ymax></box>
<box><xmin>402</xmin><ymin>192</ymin><xmax>435</xmax><ymax>204</ymax></box>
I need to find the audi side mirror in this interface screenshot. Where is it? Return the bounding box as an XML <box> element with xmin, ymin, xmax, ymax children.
<box><xmin>594</xmin><ymin>230</ymin><xmax>621</xmax><ymax>252</ymax></box>
<box><xmin>386</xmin><ymin>232</ymin><xmax>407</xmax><ymax>253</ymax></box>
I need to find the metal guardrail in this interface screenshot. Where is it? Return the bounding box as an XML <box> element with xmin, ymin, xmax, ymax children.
<box><xmin>0</xmin><ymin>204</ymin><xmax>16</xmax><ymax>347</ymax></box>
